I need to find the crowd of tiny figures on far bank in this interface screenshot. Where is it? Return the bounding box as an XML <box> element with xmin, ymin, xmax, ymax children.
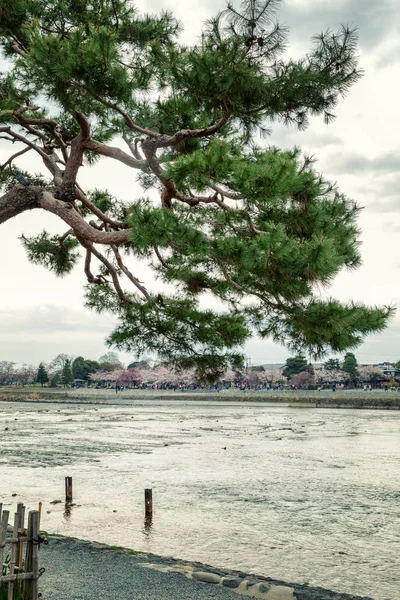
<box><xmin>1</xmin><ymin>352</ymin><xmax>400</xmax><ymax>392</ymax></box>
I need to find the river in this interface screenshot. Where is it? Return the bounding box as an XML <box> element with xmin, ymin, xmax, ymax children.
<box><xmin>0</xmin><ymin>399</ymin><xmax>398</xmax><ymax>599</ymax></box>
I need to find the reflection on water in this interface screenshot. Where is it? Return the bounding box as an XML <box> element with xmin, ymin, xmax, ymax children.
<box><xmin>0</xmin><ymin>399</ymin><xmax>399</xmax><ymax>600</ymax></box>
<box><xmin>63</xmin><ymin>502</ymin><xmax>73</xmax><ymax>521</ymax></box>
<box><xmin>143</xmin><ymin>513</ymin><xmax>153</xmax><ymax>537</ymax></box>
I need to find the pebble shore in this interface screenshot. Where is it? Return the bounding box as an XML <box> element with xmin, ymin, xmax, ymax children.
<box><xmin>42</xmin><ymin>534</ymin><xmax>377</xmax><ymax>600</ymax></box>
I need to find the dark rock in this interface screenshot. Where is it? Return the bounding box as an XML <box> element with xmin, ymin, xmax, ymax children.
<box><xmin>259</xmin><ymin>583</ymin><xmax>271</xmax><ymax>593</ymax></box>
<box><xmin>222</xmin><ymin>577</ymin><xmax>242</xmax><ymax>589</ymax></box>
<box><xmin>4</xmin><ymin>427</ymin><xmax>8</xmax><ymax>431</ymax></box>
<box><xmin>50</xmin><ymin>500</ymin><xmax>62</xmax><ymax>504</ymax></box>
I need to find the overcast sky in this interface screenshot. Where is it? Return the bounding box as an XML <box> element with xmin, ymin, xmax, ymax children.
<box><xmin>1</xmin><ymin>0</ymin><xmax>400</xmax><ymax>367</ymax></box>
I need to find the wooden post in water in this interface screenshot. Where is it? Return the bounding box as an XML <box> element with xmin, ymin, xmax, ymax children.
<box><xmin>144</xmin><ymin>489</ymin><xmax>153</xmax><ymax>516</ymax></box>
<box><xmin>38</xmin><ymin>502</ymin><xmax>42</xmax><ymax>530</ymax></box>
<box><xmin>65</xmin><ymin>477</ymin><xmax>73</xmax><ymax>503</ymax></box>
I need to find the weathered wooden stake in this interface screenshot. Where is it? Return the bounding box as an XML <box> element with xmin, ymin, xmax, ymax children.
<box><xmin>23</xmin><ymin>512</ymin><xmax>33</xmax><ymax>600</ymax></box>
<box><xmin>65</xmin><ymin>476</ymin><xmax>73</xmax><ymax>503</ymax></box>
<box><xmin>0</xmin><ymin>508</ymin><xmax>9</xmax><ymax>585</ymax></box>
<box><xmin>8</xmin><ymin>511</ymin><xmax>20</xmax><ymax>600</ymax></box>
<box><xmin>38</xmin><ymin>502</ymin><xmax>42</xmax><ymax>530</ymax></box>
<box><xmin>145</xmin><ymin>488</ymin><xmax>153</xmax><ymax>515</ymax></box>
<box><xmin>31</xmin><ymin>511</ymin><xmax>39</xmax><ymax>600</ymax></box>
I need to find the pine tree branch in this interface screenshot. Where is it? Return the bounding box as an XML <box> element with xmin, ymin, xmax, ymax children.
<box><xmin>0</xmin><ymin>185</ymin><xmax>132</xmax><ymax>244</ymax></box>
<box><xmin>62</xmin><ymin>112</ymin><xmax>91</xmax><ymax>189</ymax></box>
<box><xmin>142</xmin><ymin>145</ymin><xmax>231</xmax><ymax>210</ymax></box>
<box><xmin>143</xmin><ymin>116</ymin><xmax>228</xmax><ymax>150</ymax></box>
<box><xmin>75</xmin><ymin>187</ymin><xmax>129</xmax><ymax>230</ymax></box>
<box><xmin>39</xmin><ymin>191</ymin><xmax>132</xmax><ymax>244</ymax></box>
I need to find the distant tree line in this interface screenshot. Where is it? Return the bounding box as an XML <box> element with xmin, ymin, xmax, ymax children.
<box><xmin>0</xmin><ymin>351</ymin><xmax>398</xmax><ymax>389</ymax></box>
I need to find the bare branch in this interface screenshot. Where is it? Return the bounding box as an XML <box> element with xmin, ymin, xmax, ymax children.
<box><xmin>111</xmin><ymin>244</ymin><xmax>151</xmax><ymax>301</ymax></box>
<box><xmin>249</xmin><ymin>221</ymin><xmax>268</xmax><ymax>235</ymax></box>
<box><xmin>150</xmin><ymin>115</ymin><xmax>228</xmax><ymax>150</ymax></box>
<box><xmin>74</xmin><ymin>111</ymin><xmax>91</xmax><ymax>140</ymax></box>
<box><xmin>8</xmin><ymin>38</ymin><xmax>25</xmax><ymax>57</ymax></box>
<box><xmin>84</xmin><ymin>248</ymin><xmax>104</xmax><ymax>284</ymax></box>
<box><xmin>78</xmin><ymin>237</ymin><xmax>130</xmax><ymax>303</ymax></box>
<box><xmin>219</xmin><ymin>264</ymin><xmax>244</xmax><ymax>291</ymax></box>
<box><xmin>93</xmin><ymin>98</ymin><xmax>160</xmax><ymax>137</ymax></box>
<box><xmin>0</xmin><ymin>126</ymin><xmax>63</xmax><ymax>183</ymax></box>
<box><xmin>1</xmin><ymin>147</ymin><xmax>32</xmax><ymax>170</ymax></box>
<box><xmin>211</xmin><ymin>185</ymin><xmax>242</xmax><ymax>200</ymax></box>
<box><xmin>122</xmin><ymin>133</ymin><xmax>143</xmax><ymax>160</ymax></box>
<box><xmin>153</xmin><ymin>245</ymin><xmax>169</xmax><ymax>269</ymax></box>
<box><xmin>84</xmin><ymin>139</ymin><xmax>146</xmax><ymax>169</ymax></box>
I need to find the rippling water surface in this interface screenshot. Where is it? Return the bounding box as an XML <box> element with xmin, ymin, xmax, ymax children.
<box><xmin>0</xmin><ymin>399</ymin><xmax>399</xmax><ymax>599</ymax></box>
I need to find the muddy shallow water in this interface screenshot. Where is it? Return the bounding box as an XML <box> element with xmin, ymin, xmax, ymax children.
<box><xmin>0</xmin><ymin>400</ymin><xmax>399</xmax><ymax>600</ymax></box>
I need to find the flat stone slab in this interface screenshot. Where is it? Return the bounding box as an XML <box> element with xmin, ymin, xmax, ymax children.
<box><xmin>193</xmin><ymin>571</ymin><xmax>222</xmax><ymax>584</ymax></box>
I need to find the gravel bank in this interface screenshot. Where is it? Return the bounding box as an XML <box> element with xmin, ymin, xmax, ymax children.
<box><xmin>39</xmin><ymin>536</ymin><xmax>377</xmax><ymax>600</ymax></box>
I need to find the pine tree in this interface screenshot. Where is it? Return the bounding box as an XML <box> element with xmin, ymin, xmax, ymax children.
<box><xmin>36</xmin><ymin>362</ymin><xmax>49</xmax><ymax>386</ymax></box>
<box><xmin>283</xmin><ymin>355</ymin><xmax>308</xmax><ymax>379</ymax></box>
<box><xmin>61</xmin><ymin>358</ymin><xmax>74</xmax><ymax>386</ymax></box>
<box><xmin>342</xmin><ymin>352</ymin><xmax>359</xmax><ymax>384</ymax></box>
<box><xmin>0</xmin><ymin>0</ymin><xmax>394</xmax><ymax>382</ymax></box>
<box><xmin>324</xmin><ymin>358</ymin><xmax>341</xmax><ymax>372</ymax></box>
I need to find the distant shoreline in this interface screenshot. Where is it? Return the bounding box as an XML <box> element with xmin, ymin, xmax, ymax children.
<box><xmin>1</xmin><ymin>387</ymin><xmax>400</xmax><ymax>409</ymax></box>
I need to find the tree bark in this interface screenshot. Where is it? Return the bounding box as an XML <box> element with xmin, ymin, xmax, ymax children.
<box><xmin>0</xmin><ymin>186</ymin><xmax>131</xmax><ymax>244</ymax></box>
<box><xmin>0</xmin><ymin>185</ymin><xmax>40</xmax><ymax>224</ymax></box>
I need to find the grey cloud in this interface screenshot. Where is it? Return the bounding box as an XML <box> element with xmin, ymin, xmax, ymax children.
<box><xmin>382</xmin><ymin>221</ymin><xmax>400</xmax><ymax>232</ymax></box>
<box><xmin>355</xmin><ymin>318</ymin><xmax>400</xmax><ymax>363</ymax></box>
<box><xmin>366</xmin><ymin>195</ymin><xmax>400</xmax><ymax>213</ymax></box>
<box><xmin>376</xmin><ymin>43</ymin><xmax>400</xmax><ymax>69</ymax></box>
<box><xmin>271</xmin><ymin>125</ymin><xmax>343</xmax><ymax>150</ymax></box>
<box><xmin>327</xmin><ymin>152</ymin><xmax>400</xmax><ymax>175</ymax></box>
<box><xmin>137</xmin><ymin>0</ymin><xmax>399</xmax><ymax>54</ymax></box>
<box><xmin>280</xmin><ymin>0</ymin><xmax>399</xmax><ymax>52</ymax></box>
<box><xmin>0</xmin><ymin>305</ymin><xmax>116</xmax><ymax>336</ymax></box>
<box><xmin>357</xmin><ymin>176</ymin><xmax>400</xmax><ymax>213</ymax></box>
<box><xmin>0</xmin><ymin>306</ymin><xmax>122</xmax><ymax>363</ymax></box>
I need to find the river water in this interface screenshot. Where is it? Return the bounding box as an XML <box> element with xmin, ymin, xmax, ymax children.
<box><xmin>0</xmin><ymin>399</ymin><xmax>399</xmax><ymax>599</ymax></box>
